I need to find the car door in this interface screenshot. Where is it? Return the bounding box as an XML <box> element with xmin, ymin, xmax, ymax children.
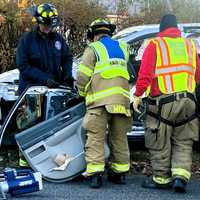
<box><xmin>0</xmin><ymin>86</ymin><xmax>87</xmax><ymax>182</ymax></box>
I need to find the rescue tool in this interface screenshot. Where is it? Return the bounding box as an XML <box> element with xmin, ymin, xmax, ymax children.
<box><xmin>0</xmin><ymin>168</ymin><xmax>42</xmax><ymax>199</ymax></box>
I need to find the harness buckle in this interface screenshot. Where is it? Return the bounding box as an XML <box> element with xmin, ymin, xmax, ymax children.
<box><xmin>156</xmin><ymin>98</ymin><xmax>159</xmax><ymax>106</ymax></box>
<box><xmin>176</xmin><ymin>92</ymin><xmax>187</xmax><ymax>101</ymax></box>
<box><xmin>176</xmin><ymin>93</ymin><xmax>180</xmax><ymax>101</ymax></box>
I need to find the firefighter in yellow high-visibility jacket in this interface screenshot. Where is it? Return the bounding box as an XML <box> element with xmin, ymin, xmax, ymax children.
<box><xmin>76</xmin><ymin>18</ymin><xmax>132</xmax><ymax>188</ymax></box>
<box><xmin>132</xmin><ymin>14</ymin><xmax>200</xmax><ymax>193</ymax></box>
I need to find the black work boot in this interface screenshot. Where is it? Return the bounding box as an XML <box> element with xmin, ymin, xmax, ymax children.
<box><xmin>173</xmin><ymin>177</ymin><xmax>187</xmax><ymax>193</ymax></box>
<box><xmin>142</xmin><ymin>176</ymin><xmax>172</xmax><ymax>189</ymax></box>
<box><xmin>107</xmin><ymin>170</ymin><xmax>126</xmax><ymax>184</ymax></box>
<box><xmin>89</xmin><ymin>173</ymin><xmax>103</xmax><ymax>189</ymax></box>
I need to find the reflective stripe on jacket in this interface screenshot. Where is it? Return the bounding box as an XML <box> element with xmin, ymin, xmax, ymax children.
<box><xmin>151</xmin><ymin>37</ymin><xmax>196</xmax><ymax>94</ymax></box>
<box><xmin>77</xmin><ymin>36</ymin><xmax>130</xmax><ymax>110</ymax></box>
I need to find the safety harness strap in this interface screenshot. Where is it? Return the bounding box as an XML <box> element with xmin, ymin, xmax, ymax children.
<box><xmin>147</xmin><ymin>110</ymin><xmax>197</xmax><ymax>127</ymax></box>
<box><xmin>147</xmin><ymin>92</ymin><xmax>197</xmax><ymax>127</ymax></box>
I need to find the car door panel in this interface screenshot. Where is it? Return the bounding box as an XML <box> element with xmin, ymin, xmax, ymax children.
<box><xmin>15</xmin><ymin>103</ymin><xmax>86</xmax><ymax>182</ymax></box>
<box><xmin>16</xmin><ymin>103</ymin><xmax>85</xmax><ymax>150</ymax></box>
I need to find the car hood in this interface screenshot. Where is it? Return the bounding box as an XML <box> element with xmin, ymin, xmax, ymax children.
<box><xmin>0</xmin><ymin>69</ymin><xmax>19</xmax><ymax>100</ymax></box>
<box><xmin>0</xmin><ymin>69</ymin><xmax>19</xmax><ymax>83</ymax></box>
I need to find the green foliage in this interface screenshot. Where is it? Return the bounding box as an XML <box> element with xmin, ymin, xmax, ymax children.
<box><xmin>0</xmin><ymin>1</ymin><xmax>32</xmax><ymax>73</ymax></box>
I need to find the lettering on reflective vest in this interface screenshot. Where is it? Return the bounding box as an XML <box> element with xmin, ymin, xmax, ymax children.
<box><xmin>112</xmin><ymin>105</ymin><xmax>131</xmax><ymax>116</ymax></box>
<box><xmin>109</xmin><ymin>60</ymin><xmax>126</xmax><ymax>66</ymax></box>
<box><xmin>113</xmin><ymin>105</ymin><xmax>124</xmax><ymax>113</ymax></box>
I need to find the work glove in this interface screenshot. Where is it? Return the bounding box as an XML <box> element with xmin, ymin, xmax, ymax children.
<box><xmin>46</xmin><ymin>79</ymin><xmax>59</xmax><ymax>88</ymax></box>
<box><xmin>131</xmin><ymin>95</ymin><xmax>142</xmax><ymax>113</ymax></box>
<box><xmin>63</xmin><ymin>76</ymin><xmax>75</xmax><ymax>88</ymax></box>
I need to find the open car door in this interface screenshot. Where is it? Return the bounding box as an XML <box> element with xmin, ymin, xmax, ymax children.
<box><xmin>0</xmin><ymin>86</ymin><xmax>86</xmax><ymax>182</ymax></box>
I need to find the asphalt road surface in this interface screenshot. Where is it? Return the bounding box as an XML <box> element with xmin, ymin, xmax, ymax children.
<box><xmin>7</xmin><ymin>175</ymin><xmax>200</xmax><ymax>200</ymax></box>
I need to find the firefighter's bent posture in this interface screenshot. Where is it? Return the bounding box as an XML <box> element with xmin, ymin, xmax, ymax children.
<box><xmin>77</xmin><ymin>18</ymin><xmax>132</xmax><ymax>188</ymax></box>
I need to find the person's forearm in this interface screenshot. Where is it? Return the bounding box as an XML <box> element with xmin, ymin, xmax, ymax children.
<box><xmin>18</xmin><ymin>64</ymin><xmax>50</xmax><ymax>84</ymax></box>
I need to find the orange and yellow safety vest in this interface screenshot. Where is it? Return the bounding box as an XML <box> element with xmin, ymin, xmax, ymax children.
<box><xmin>150</xmin><ymin>37</ymin><xmax>197</xmax><ymax>94</ymax></box>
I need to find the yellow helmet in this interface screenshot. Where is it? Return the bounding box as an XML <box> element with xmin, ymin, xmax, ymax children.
<box><xmin>87</xmin><ymin>18</ymin><xmax>116</xmax><ymax>40</ymax></box>
<box><xmin>33</xmin><ymin>3</ymin><xmax>59</xmax><ymax>28</ymax></box>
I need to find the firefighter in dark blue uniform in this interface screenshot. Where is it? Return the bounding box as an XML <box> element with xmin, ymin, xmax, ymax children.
<box><xmin>16</xmin><ymin>3</ymin><xmax>73</xmax><ymax>94</ymax></box>
<box><xmin>16</xmin><ymin>3</ymin><xmax>73</xmax><ymax>167</ymax></box>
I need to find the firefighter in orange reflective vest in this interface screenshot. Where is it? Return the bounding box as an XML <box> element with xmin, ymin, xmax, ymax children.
<box><xmin>76</xmin><ymin>19</ymin><xmax>132</xmax><ymax>188</ymax></box>
<box><xmin>132</xmin><ymin>14</ymin><xmax>200</xmax><ymax>193</ymax></box>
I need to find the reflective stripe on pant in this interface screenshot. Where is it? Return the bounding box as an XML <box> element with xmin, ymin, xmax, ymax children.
<box><xmin>171</xmin><ymin>168</ymin><xmax>191</xmax><ymax>181</ymax></box>
<box><xmin>153</xmin><ymin>175</ymin><xmax>172</xmax><ymax>184</ymax></box>
<box><xmin>145</xmin><ymin>96</ymin><xmax>198</xmax><ymax>179</ymax></box>
<box><xmin>111</xmin><ymin>163</ymin><xmax>130</xmax><ymax>173</ymax></box>
<box><xmin>19</xmin><ymin>151</ymin><xmax>29</xmax><ymax>167</ymax></box>
<box><xmin>86</xmin><ymin>163</ymin><xmax>105</xmax><ymax>174</ymax></box>
<box><xmin>19</xmin><ymin>158</ymin><xmax>29</xmax><ymax>167</ymax></box>
<box><xmin>83</xmin><ymin>106</ymin><xmax>131</xmax><ymax>174</ymax></box>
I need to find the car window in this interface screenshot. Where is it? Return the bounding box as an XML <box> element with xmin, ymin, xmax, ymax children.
<box><xmin>2</xmin><ymin>93</ymin><xmax>44</xmax><ymax>145</ymax></box>
<box><xmin>128</xmin><ymin>36</ymin><xmax>156</xmax><ymax>82</ymax></box>
<box><xmin>44</xmin><ymin>90</ymin><xmax>80</xmax><ymax>120</ymax></box>
<box><xmin>16</xmin><ymin>94</ymin><xmax>43</xmax><ymax>131</ymax></box>
<box><xmin>135</xmin><ymin>39</ymin><xmax>152</xmax><ymax>61</ymax></box>
<box><xmin>186</xmin><ymin>33</ymin><xmax>200</xmax><ymax>54</ymax></box>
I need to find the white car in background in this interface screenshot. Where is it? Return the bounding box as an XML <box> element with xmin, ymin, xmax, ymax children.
<box><xmin>0</xmin><ymin>69</ymin><xmax>19</xmax><ymax>100</ymax></box>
